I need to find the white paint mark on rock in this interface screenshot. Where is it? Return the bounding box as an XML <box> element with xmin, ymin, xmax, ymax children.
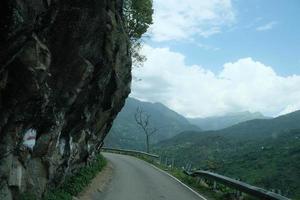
<box><xmin>59</xmin><ymin>138</ymin><xmax>66</xmax><ymax>156</ymax></box>
<box><xmin>23</xmin><ymin>129</ymin><xmax>37</xmax><ymax>150</ymax></box>
<box><xmin>87</xmin><ymin>142</ymin><xmax>91</xmax><ymax>152</ymax></box>
<box><xmin>69</xmin><ymin>136</ymin><xmax>73</xmax><ymax>151</ymax></box>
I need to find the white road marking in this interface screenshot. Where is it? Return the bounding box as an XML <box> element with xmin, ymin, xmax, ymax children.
<box><xmin>149</xmin><ymin>163</ymin><xmax>209</xmax><ymax>200</ymax></box>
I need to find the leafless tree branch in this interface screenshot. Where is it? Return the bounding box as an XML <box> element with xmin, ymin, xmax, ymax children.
<box><xmin>134</xmin><ymin>107</ymin><xmax>158</xmax><ymax>153</ymax></box>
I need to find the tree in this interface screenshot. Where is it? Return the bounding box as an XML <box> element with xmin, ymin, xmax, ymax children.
<box><xmin>123</xmin><ymin>0</ymin><xmax>153</xmax><ymax>68</ymax></box>
<box><xmin>134</xmin><ymin>107</ymin><xmax>157</xmax><ymax>153</ymax></box>
<box><xmin>123</xmin><ymin>0</ymin><xmax>153</xmax><ymax>42</ymax></box>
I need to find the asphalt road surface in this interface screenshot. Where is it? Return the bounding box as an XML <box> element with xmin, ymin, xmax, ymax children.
<box><xmin>96</xmin><ymin>153</ymin><xmax>206</xmax><ymax>200</ymax></box>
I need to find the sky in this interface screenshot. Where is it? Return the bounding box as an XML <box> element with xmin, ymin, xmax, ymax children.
<box><xmin>130</xmin><ymin>0</ymin><xmax>300</xmax><ymax>118</ymax></box>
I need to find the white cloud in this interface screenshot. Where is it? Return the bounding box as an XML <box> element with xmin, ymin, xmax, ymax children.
<box><xmin>131</xmin><ymin>45</ymin><xmax>300</xmax><ymax>117</ymax></box>
<box><xmin>256</xmin><ymin>21</ymin><xmax>278</xmax><ymax>31</ymax></box>
<box><xmin>150</xmin><ymin>0</ymin><xmax>235</xmax><ymax>41</ymax></box>
<box><xmin>278</xmin><ymin>103</ymin><xmax>300</xmax><ymax>116</ymax></box>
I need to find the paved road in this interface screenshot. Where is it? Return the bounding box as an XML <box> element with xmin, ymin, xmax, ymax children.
<box><xmin>95</xmin><ymin>153</ymin><xmax>206</xmax><ymax>200</ymax></box>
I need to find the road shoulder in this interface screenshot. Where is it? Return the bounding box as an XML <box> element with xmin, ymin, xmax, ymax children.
<box><xmin>77</xmin><ymin>162</ymin><xmax>114</xmax><ymax>200</ymax></box>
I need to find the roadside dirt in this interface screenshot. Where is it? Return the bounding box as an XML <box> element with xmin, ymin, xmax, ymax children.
<box><xmin>77</xmin><ymin>162</ymin><xmax>113</xmax><ymax>200</ymax></box>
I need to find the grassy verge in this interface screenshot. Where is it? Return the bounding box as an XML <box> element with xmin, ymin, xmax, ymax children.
<box><xmin>44</xmin><ymin>154</ymin><xmax>107</xmax><ymax>200</ymax></box>
<box><xmin>21</xmin><ymin>154</ymin><xmax>107</xmax><ymax>200</ymax></box>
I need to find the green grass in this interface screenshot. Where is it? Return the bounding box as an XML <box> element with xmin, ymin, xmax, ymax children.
<box><xmin>44</xmin><ymin>154</ymin><xmax>107</xmax><ymax>200</ymax></box>
<box><xmin>21</xmin><ymin>153</ymin><xmax>107</xmax><ymax>200</ymax></box>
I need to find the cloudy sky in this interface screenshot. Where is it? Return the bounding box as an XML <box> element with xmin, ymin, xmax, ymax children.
<box><xmin>130</xmin><ymin>0</ymin><xmax>300</xmax><ymax>118</ymax></box>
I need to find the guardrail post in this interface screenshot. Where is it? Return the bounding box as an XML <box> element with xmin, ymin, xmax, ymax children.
<box><xmin>235</xmin><ymin>190</ymin><xmax>242</xmax><ymax>199</ymax></box>
<box><xmin>213</xmin><ymin>181</ymin><xmax>217</xmax><ymax>190</ymax></box>
<box><xmin>186</xmin><ymin>163</ymin><xmax>192</xmax><ymax>172</ymax></box>
<box><xmin>200</xmin><ymin>178</ymin><xmax>206</xmax><ymax>186</ymax></box>
<box><xmin>271</xmin><ymin>189</ymin><xmax>275</xmax><ymax>193</ymax></box>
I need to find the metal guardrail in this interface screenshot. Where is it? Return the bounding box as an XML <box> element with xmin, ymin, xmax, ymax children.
<box><xmin>184</xmin><ymin>170</ymin><xmax>290</xmax><ymax>200</ymax></box>
<box><xmin>101</xmin><ymin>147</ymin><xmax>159</xmax><ymax>159</ymax></box>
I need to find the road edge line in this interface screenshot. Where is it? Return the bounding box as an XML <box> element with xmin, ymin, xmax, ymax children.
<box><xmin>104</xmin><ymin>152</ymin><xmax>208</xmax><ymax>200</ymax></box>
<box><xmin>149</xmin><ymin>163</ymin><xmax>208</xmax><ymax>200</ymax></box>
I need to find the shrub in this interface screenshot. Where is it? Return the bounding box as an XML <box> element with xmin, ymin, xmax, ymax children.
<box><xmin>43</xmin><ymin>154</ymin><xmax>107</xmax><ymax>200</ymax></box>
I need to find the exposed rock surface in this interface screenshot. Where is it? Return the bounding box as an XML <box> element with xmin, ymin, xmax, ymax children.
<box><xmin>0</xmin><ymin>0</ymin><xmax>131</xmax><ymax>199</ymax></box>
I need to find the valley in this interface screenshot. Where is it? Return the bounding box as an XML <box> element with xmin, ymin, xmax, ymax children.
<box><xmin>105</xmin><ymin>98</ymin><xmax>300</xmax><ymax>199</ymax></box>
<box><xmin>104</xmin><ymin>97</ymin><xmax>199</xmax><ymax>150</ymax></box>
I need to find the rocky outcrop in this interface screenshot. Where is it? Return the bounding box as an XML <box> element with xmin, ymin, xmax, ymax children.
<box><xmin>0</xmin><ymin>0</ymin><xmax>131</xmax><ymax>199</ymax></box>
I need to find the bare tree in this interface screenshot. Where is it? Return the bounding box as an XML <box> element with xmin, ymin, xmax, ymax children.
<box><xmin>134</xmin><ymin>107</ymin><xmax>157</xmax><ymax>153</ymax></box>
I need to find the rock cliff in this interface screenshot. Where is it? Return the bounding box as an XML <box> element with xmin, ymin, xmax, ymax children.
<box><xmin>0</xmin><ymin>0</ymin><xmax>131</xmax><ymax>199</ymax></box>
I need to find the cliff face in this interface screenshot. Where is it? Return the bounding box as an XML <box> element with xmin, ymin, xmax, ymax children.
<box><xmin>0</xmin><ymin>0</ymin><xmax>131</xmax><ymax>199</ymax></box>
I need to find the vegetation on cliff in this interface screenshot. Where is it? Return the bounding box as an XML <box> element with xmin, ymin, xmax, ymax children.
<box><xmin>123</xmin><ymin>0</ymin><xmax>154</xmax><ymax>67</ymax></box>
<box><xmin>124</xmin><ymin>0</ymin><xmax>153</xmax><ymax>41</ymax></box>
<box><xmin>44</xmin><ymin>154</ymin><xmax>107</xmax><ymax>200</ymax></box>
<box><xmin>20</xmin><ymin>154</ymin><xmax>107</xmax><ymax>200</ymax></box>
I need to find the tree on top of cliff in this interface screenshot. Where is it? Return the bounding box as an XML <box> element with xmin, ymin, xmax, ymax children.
<box><xmin>123</xmin><ymin>0</ymin><xmax>153</xmax><ymax>68</ymax></box>
<box><xmin>123</xmin><ymin>0</ymin><xmax>153</xmax><ymax>42</ymax></box>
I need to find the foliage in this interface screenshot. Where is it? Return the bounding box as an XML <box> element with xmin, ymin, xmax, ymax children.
<box><xmin>123</xmin><ymin>0</ymin><xmax>153</xmax><ymax>67</ymax></box>
<box><xmin>155</xmin><ymin>126</ymin><xmax>300</xmax><ymax>199</ymax></box>
<box><xmin>123</xmin><ymin>0</ymin><xmax>153</xmax><ymax>42</ymax></box>
<box><xmin>43</xmin><ymin>154</ymin><xmax>107</xmax><ymax>200</ymax></box>
<box><xmin>20</xmin><ymin>193</ymin><xmax>37</xmax><ymax>200</ymax></box>
<box><xmin>131</xmin><ymin>42</ymin><xmax>147</xmax><ymax>68</ymax></box>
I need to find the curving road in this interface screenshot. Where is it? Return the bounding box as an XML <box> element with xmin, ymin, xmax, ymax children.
<box><xmin>95</xmin><ymin>153</ymin><xmax>206</xmax><ymax>200</ymax></box>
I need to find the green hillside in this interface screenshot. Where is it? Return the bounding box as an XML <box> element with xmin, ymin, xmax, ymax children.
<box><xmin>155</xmin><ymin>111</ymin><xmax>300</xmax><ymax>199</ymax></box>
<box><xmin>104</xmin><ymin>97</ymin><xmax>199</xmax><ymax>150</ymax></box>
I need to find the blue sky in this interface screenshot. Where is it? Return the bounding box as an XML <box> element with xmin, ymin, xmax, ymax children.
<box><xmin>131</xmin><ymin>0</ymin><xmax>300</xmax><ymax>118</ymax></box>
<box><xmin>148</xmin><ymin>0</ymin><xmax>300</xmax><ymax>76</ymax></box>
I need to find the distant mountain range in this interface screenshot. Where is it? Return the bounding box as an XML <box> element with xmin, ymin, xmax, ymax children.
<box><xmin>188</xmin><ymin>111</ymin><xmax>270</xmax><ymax>130</ymax></box>
<box><xmin>155</xmin><ymin>110</ymin><xmax>300</xmax><ymax>199</ymax></box>
<box><xmin>105</xmin><ymin>97</ymin><xmax>300</xmax><ymax>197</ymax></box>
<box><xmin>105</xmin><ymin>98</ymin><xmax>272</xmax><ymax>150</ymax></box>
<box><xmin>104</xmin><ymin>97</ymin><xmax>199</xmax><ymax>150</ymax></box>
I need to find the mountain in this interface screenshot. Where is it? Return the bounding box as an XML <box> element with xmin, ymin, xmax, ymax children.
<box><xmin>155</xmin><ymin>110</ymin><xmax>300</xmax><ymax>199</ymax></box>
<box><xmin>188</xmin><ymin>111</ymin><xmax>270</xmax><ymax>130</ymax></box>
<box><xmin>104</xmin><ymin>97</ymin><xmax>199</xmax><ymax>150</ymax></box>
